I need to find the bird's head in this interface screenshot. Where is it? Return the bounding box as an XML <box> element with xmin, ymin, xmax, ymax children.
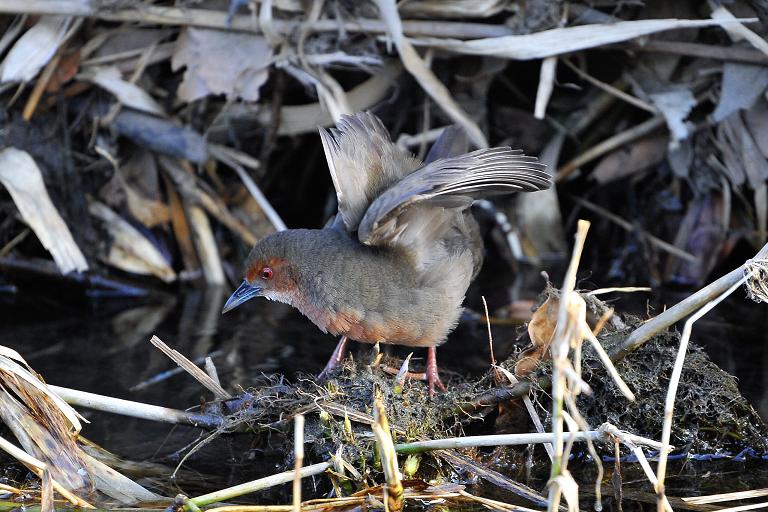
<box><xmin>222</xmin><ymin>232</ymin><xmax>302</xmax><ymax>313</ymax></box>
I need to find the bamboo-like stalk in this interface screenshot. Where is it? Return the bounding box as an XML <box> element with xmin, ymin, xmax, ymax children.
<box><xmin>49</xmin><ymin>385</ymin><xmax>223</xmax><ymax>429</ymax></box>
<box><xmin>394</xmin><ymin>427</ymin><xmax>663</xmax><ymax>454</ymax></box>
<box><xmin>611</xmin><ymin>241</ymin><xmax>768</xmax><ymax>361</ymax></box>
<box><xmin>187</xmin><ymin>461</ymin><xmax>332</xmax><ymax>508</ymax></box>
<box><xmin>150</xmin><ymin>336</ymin><xmax>232</xmax><ymax>400</ymax></box>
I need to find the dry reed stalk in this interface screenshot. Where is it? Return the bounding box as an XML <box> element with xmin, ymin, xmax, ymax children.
<box><xmin>556</xmin><ymin>117</ymin><xmax>665</xmax><ymax>181</ymax></box>
<box><xmin>187</xmin><ymin>461</ymin><xmax>333</xmax><ymax>509</ymax></box>
<box><xmin>372</xmin><ymin>399</ymin><xmax>403</xmax><ymax>512</ymax></box>
<box><xmin>49</xmin><ymin>385</ymin><xmax>223</xmax><ymax>429</ymax></box>
<box><xmin>394</xmin><ymin>426</ymin><xmax>662</xmax><ymax>454</ymax></box>
<box><xmin>547</xmin><ymin>219</ymin><xmax>590</xmax><ymax>512</ymax></box>
<box><xmin>150</xmin><ymin>336</ymin><xmax>232</xmax><ymax>400</ymax></box>
<box><xmin>612</xmin><ymin>241</ymin><xmax>768</xmax><ymax>361</ymax></box>
<box><xmin>654</xmin><ymin>275</ymin><xmax>749</xmax><ymax>512</ymax></box>
<box><xmin>292</xmin><ymin>415</ymin><xmax>304</xmax><ymax>512</ymax></box>
<box><xmin>0</xmin><ymin>435</ymin><xmax>94</xmax><ymax>508</ymax></box>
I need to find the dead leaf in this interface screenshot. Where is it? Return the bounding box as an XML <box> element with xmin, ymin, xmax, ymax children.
<box><xmin>0</xmin><ymin>16</ymin><xmax>73</xmax><ymax>83</ymax></box>
<box><xmin>649</xmin><ymin>89</ymin><xmax>696</xmax><ymax>147</ymax></box>
<box><xmin>711</xmin><ymin>62</ymin><xmax>768</xmax><ymax>123</ymax></box>
<box><xmin>592</xmin><ymin>134</ymin><xmax>667</xmax><ymax>184</ymax></box>
<box><xmin>413</xmin><ymin>18</ymin><xmax>754</xmax><ymax>60</ymax></box>
<box><xmin>514</xmin><ymin>297</ymin><xmax>558</xmax><ymax>377</ymax></box>
<box><xmin>718</xmin><ymin>118</ymin><xmax>747</xmax><ymax>186</ymax></box>
<box><xmin>89</xmin><ymin>201</ymin><xmax>175</xmax><ymax>282</ymax></box>
<box><xmin>664</xmin><ymin>193</ymin><xmax>726</xmax><ymax>286</ymax></box>
<box><xmin>667</xmin><ymin>140</ymin><xmax>694</xmax><ymax>178</ymax></box>
<box><xmin>0</xmin><ymin>148</ymin><xmax>88</xmax><ymax>274</ymax></box>
<box><xmin>80</xmin><ymin>66</ymin><xmax>165</xmax><ymax>116</ymax></box>
<box><xmin>171</xmin><ymin>27</ymin><xmax>271</xmax><ymax>103</ymax></box>
<box><xmin>744</xmin><ymin>97</ymin><xmax>768</xmax><ymax>160</ymax></box>
<box><xmin>516</xmin><ymin>128</ymin><xmax>566</xmax><ymax>260</ymax></box>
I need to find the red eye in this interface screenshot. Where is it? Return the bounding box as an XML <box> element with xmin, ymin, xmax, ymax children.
<box><xmin>260</xmin><ymin>267</ymin><xmax>273</xmax><ymax>280</ymax></box>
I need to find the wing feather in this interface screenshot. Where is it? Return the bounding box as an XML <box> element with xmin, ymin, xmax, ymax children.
<box><xmin>319</xmin><ymin>112</ymin><xmax>420</xmax><ymax>232</ymax></box>
<box><xmin>358</xmin><ymin>147</ymin><xmax>551</xmax><ymax>248</ymax></box>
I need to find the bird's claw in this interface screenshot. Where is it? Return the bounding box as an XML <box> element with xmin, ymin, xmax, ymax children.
<box><xmin>318</xmin><ymin>336</ymin><xmax>349</xmax><ymax>382</ymax></box>
<box><xmin>426</xmin><ymin>346</ymin><xmax>446</xmax><ymax>397</ymax></box>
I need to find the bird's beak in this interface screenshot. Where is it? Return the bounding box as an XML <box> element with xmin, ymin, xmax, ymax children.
<box><xmin>222</xmin><ymin>281</ymin><xmax>262</xmax><ymax>314</ymax></box>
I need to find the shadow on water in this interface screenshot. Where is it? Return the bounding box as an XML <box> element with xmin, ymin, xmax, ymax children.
<box><xmin>2</xmin><ymin>274</ymin><xmax>768</xmax><ymax>505</ymax></box>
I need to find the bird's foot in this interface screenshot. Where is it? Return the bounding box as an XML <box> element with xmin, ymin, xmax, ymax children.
<box><xmin>318</xmin><ymin>336</ymin><xmax>349</xmax><ymax>382</ymax></box>
<box><xmin>426</xmin><ymin>346</ymin><xmax>447</xmax><ymax>397</ymax></box>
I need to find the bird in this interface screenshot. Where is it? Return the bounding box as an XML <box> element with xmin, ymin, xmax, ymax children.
<box><xmin>222</xmin><ymin>112</ymin><xmax>551</xmax><ymax>395</ymax></box>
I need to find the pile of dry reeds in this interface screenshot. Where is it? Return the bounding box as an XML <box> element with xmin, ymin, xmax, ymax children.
<box><xmin>0</xmin><ymin>1</ymin><xmax>767</xmax><ymax>292</ymax></box>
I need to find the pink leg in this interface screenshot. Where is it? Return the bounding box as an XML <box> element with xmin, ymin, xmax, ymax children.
<box><xmin>426</xmin><ymin>346</ymin><xmax>447</xmax><ymax>396</ymax></box>
<box><xmin>318</xmin><ymin>336</ymin><xmax>349</xmax><ymax>381</ymax></box>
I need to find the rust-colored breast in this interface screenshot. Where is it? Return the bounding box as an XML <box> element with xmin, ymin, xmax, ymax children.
<box><xmin>292</xmin><ymin>293</ymin><xmax>440</xmax><ymax>347</ymax></box>
<box><xmin>325</xmin><ymin>309</ymin><xmax>436</xmax><ymax>347</ymax></box>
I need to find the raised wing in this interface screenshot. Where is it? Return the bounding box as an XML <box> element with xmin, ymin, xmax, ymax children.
<box><xmin>318</xmin><ymin>112</ymin><xmax>420</xmax><ymax>233</ymax></box>
<box><xmin>424</xmin><ymin>125</ymin><xmax>468</xmax><ymax>164</ymax></box>
<box><xmin>358</xmin><ymin>147</ymin><xmax>550</xmax><ymax>249</ymax></box>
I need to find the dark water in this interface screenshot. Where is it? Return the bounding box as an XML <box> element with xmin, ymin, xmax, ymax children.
<box><xmin>2</xmin><ymin>277</ymin><xmax>768</xmax><ymax>506</ymax></box>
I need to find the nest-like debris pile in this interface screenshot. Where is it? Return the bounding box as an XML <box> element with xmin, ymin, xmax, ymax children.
<box><xmin>577</xmin><ymin>329</ymin><xmax>768</xmax><ymax>454</ymax></box>
<box><xmin>212</xmin><ymin>360</ymin><xmax>494</xmax><ymax>472</ymax></box>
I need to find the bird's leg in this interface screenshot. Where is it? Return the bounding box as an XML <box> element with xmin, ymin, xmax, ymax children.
<box><xmin>426</xmin><ymin>346</ymin><xmax>447</xmax><ymax>396</ymax></box>
<box><xmin>318</xmin><ymin>335</ymin><xmax>349</xmax><ymax>381</ymax></box>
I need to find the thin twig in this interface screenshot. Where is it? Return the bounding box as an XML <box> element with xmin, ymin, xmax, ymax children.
<box><xmin>208</xmin><ymin>143</ymin><xmax>287</xmax><ymax>232</ymax></box>
<box><xmin>573</xmin><ymin>197</ymin><xmax>698</xmax><ymax>263</ymax></box>
<box><xmin>562</xmin><ymin>58</ymin><xmax>657</xmax><ymax>113</ymax></box>
<box><xmin>655</xmin><ymin>275</ymin><xmax>749</xmax><ymax>511</ymax></box>
<box><xmin>556</xmin><ymin>116</ymin><xmax>665</xmax><ymax>181</ymax></box>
